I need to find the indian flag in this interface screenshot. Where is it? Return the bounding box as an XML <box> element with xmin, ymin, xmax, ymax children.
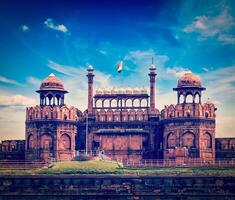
<box><xmin>117</xmin><ymin>61</ymin><xmax>123</xmax><ymax>73</ymax></box>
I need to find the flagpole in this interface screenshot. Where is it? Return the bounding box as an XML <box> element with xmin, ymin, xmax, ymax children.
<box><xmin>86</xmin><ymin>113</ymin><xmax>88</xmax><ymax>155</ymax></box>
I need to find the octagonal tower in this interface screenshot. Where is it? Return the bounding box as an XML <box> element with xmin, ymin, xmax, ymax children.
<box><xmin>161</xmin><ymin>73</ymin><xmax>216</xmax><ymax>161</ymax></box>
<box><xmin>25</xmin><ymin>74</ymin><xmax>81</xmax><ymax>161</ymax></box>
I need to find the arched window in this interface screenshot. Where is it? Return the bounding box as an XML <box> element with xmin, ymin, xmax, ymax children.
<box><xmin>47</xmin><ymin>94</ymin><xmax>53</xmax><ymax>105</ymax></box>
<box><xmin>182</xmin><ymin>132</ymin><xmax>195</xmax><ymax>148</ymax></box>
<box><xmin>141</xmin><ymin>99</ymin><xmax>148</xmax><ymax>107</ymax></box>
<box><xmin>125</xmin><ymin>99</ymin><xmax>132</xmax><ymax>107</ymax></box>
<box><xmin>96</xmin><ymin>99</ymin><xmax>102</xmax><ymax>108</ymax></box>
<box><xmin>194</xmin><ymin>93</ymin><xmax>200</xmax><ymax>103</ymax></box>
<box><xmin>205</xmin><ymin>132</ymin><xmax>212</xmax><ymax>148</ymax></box>
<box><xmin>41</xmin><ymin>134</ymin><xmax>53</xmax><ymax>150</ymax></box>
<box><xmin>133</xmin><ymin>99</ymin><xmax>140</xmax><ymax>107</ymax></box>
<box><xmin>27</xmin><ymin>134</ymin><xmax>34</xmax><ymax>149</ymax></box>
<box><xmin>185</xmin><ymin>93</ymin><xmax>193</xmax><ymax>103</ymax></box>
<box><xmin>179</xmin><ymin>94</ymin><xmax>184</xmax><ymax>104</ymax></box>
<box><xmin>103</xmin><ymin>99</ymin><xmax>109</xmax><ymax>107</ymax></box>
<box><xmin>64</xmin><ymin>114</ymin><xmax>67</xmax><ymax>120</ymax></box>
<box><xmin>167</xmin><ymin>133</ymin><xmax>177</xmax><ymax>148</ymax></box>
<box><xmin>110</xmin><ymin>99</ymin><xmax>117</xmax><ymax>107</ymax></box>
<box><xmin>60</xmin><ymin>134</ymin><xmax>71</xmax><ymax>150</ymax></box>
<box><xmin>121</xmin><ymin>99</ymin><xmax>125</xmax><ymax>107</ymax></box>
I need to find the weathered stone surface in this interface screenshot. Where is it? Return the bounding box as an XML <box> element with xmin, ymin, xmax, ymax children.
<box><xmin>0</xmin><ymin>175</ymin><xmax>235</xmax><ymax>197</ymax></box>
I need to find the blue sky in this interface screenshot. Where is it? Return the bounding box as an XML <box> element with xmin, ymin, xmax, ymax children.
<box><xmin>0</xmin><ymin>0</ymin><xmax>235</xmax><ymax>140</ymax></box>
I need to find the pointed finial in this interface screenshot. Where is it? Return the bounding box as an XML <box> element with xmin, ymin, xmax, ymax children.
<box><xmin>149</xmin><ymin>57</ymin><xmax>156</xmax><ymax>70</ymax></box>
<box><xmin>49</xmin><ymin>73</ymin><xmax>55</xmax><ymax>77</ymax></box>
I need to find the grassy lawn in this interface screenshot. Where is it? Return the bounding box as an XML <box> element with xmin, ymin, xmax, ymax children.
<box><xmin>39</xmin><ymin>160</ymin><xmax>120</xmax><ymax>174</ymax></box>
<box><xmin>0</xmin><ymin>160</ymin><xmax>235</xmax><ymax>176</ymax></box>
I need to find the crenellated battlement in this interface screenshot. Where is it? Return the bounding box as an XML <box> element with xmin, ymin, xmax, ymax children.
<box><xmin>161</xmin><ymin>102</ymin><xmax>216</xmax><ymax>120</ymax></box>
<box><xmin>26</xmin><ymin>105</ymin><xmax>83</xmax><ymax>121</ymax></box>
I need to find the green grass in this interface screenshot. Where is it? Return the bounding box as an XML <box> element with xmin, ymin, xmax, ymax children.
<box><xmin>0</xmin><ymin>161</ymin><xmax>235</xmax><ymax>176</ymax></box>
<box><xmin>38</xmin><ymin>160</ymin><xmax>121</xmax><ymax>174</ymax></box>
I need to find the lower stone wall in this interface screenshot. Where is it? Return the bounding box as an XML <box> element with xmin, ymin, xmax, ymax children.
<box><xmin>0</xmin><ymin>175</ymin><xmax>235</xmax><ymax>198</ymax></box>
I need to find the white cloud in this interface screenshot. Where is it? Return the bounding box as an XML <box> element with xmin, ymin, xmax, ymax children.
<box><xmin>0</xmin><ymin>93</ymin><xmax>36</xmax><ymax>107</ymax></box>
<box><xmin>217</xmin><ymin>34</ymin><xmax>235</xmax><ymax>45</ymax></box>
<box><xmin>99</xmin><ymin>50</ymin><xmax>107</xmax><ymax>55</ymax></box>
<box><xmin>183</xmin><ymin>9</ymin><xmax>235</xmax><ymax>44</ymax></box>
<box><xmin>0</xmin><ymin>104</ymin><xmax>26</xmax><ymax>140</ymax></box>
<box><xmin>0</xmin><ymin>75</ymin><xmax>23</xmax><ymax>86</ymax></box>
<box><xmin>48</xmin><ymin>60</ymin><xmax>84</xmax><ymax>77</ymax></box>
<box><xmin>202</xmin><ymin>67</ymin><xmax>209</xmax><ymax>72</ymax></box>
<box><xmin>166</xmin><ymin>67</ymin><xmax>192</xmax><ymax>78</ymax></box>
<box><xmin>124</xmin><ymin>49</ymin><xmax>169</xmax><ymax>82</ymax></box>
<box><xmin>121</xmin><ymin>49</ymin><xmax>184</xmax><ymax>95</ymax></box>
<box><xmin>200</xmin><ymin>65</ymin><xmax>235</xmax><ymax>137</ymax></box>
<box><xmin>47</xmin><ymin>60</ymin><xmax>112</xmax><ymax>110</ymax></box>
<box><xmin>0</xmin><ymin>90</ymin><xmax>37</xmax><ymax>140</ymax></box>
<box><xmin>44</xmin><ymin>18</ymin><xmax>68</xmax><ymax>33</ymax></box>
<box><xmin>202</xmin><ymin>65</ymin><xmax>235</xmax><ymax>96</ymax></box>
<box><xmin>27</xmin><ymin>76</ymin><xmax>41</xmax><ymax>86</ymax></box>
<box><xmin>124</xmin><ymin>49</ymin><xmax>169</xmax><ymax>65</ymax></box>
<box><xmin>20</xmin><ymin>25</ymin><xmax>29</xmax><ymax>32</ymax></box>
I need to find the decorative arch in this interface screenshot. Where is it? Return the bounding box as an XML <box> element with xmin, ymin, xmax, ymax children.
<box><xmin>205</xmin><ymin>132</ymin><xmax>212</xmax><ymax>148</ymax></box>
<box><xmin>103</xmin><ymin>99</ymin><xmax>109</xmax><ymax>107</ymax></box>
<box><xmin>60</xmin><ymin>134</ymin><xmax>71</xmax><ymax>150</ymax></box>
<box><xmin>182</xmin><ymin>132</ymin><xmax>195</xmax><ymax>148</ymax></box>
<box><xmin>27</xmin><ymin>134</ymin><xmax>34</xmax><ymax>149</ymax></box>
<box><xmin>40</xmin><ymin>134</ymin><xmax>53</xmax><ymax>150</ymax></box>
<box><xmin>106</xmin><ymin>109</ymin><xmax>113</xmax><ymax>121</ymax></box>
<box><xmin>133</xmin><ymin>99</ymin><xmax>140</xmax><ymax>107</ymax></box>
<box><xmin>136</xmin><ymin>109</ymin><xmax>144</xmax><ymax>120</ymax></box>
<box><xmin>141</xmin><ymin>99</ymin><xmax>148</xmax><ymax>107</ymax></box>
<box><xmin>61</xmin><ymin>106</ymin><xmax>70</xmax><ymax>120</ymax></box>
<box><xmin>167</xmin><ymin>132</ymin><xmax>177</xmax><ymax>148</ymax></box>
<box><xmin>125</xmin><ymin>99</ymin><xmax>132</xmax><ymax>107</ymax></box>
<box><xmin>47</xmin><ymin>93</ymin><xmax>53</xmax><ymax>105</ymax></box>
<box><xmin>110</xmin><ymin>99</ymin><xmax>117</xmax><ymax>107</ymax></box>
<box><xmin>121</xmin><ymin>99</ymin><xmax>125</xmax><ymax>107</ymax></box>
<box><xmin>98</xmin><ymin>110</ymin><xmax>106</xmax><ymax>121</ymax></box>
<box><xmin>194</xmin><ymin>93</ymin><xmax>200</xmax><ymax>103</ymax></box>
<box><xmin>56</xmin><ymin>94</ymin><xmax>62</xmax><ymax>105</ymax></box>
<box><xmin>95</xmin><ymin>99</ymin><xmax>102</xmax><ymax>108</ymax></box>
<box><xmin>185</xmin><ymin>93</ymin><xmax>193</xmax><ymax>103</ymax></box>
<box><xmin>129</xmin><ymin>109</ymin><xmax>136</xmax><ymax>121</ymax></box>
<box><xmin>122</xmin><ymin>109</ymin><xmax>129</xmax><ymax>121</ymax></box>
<box><xmin>179</xmin><ymin>93</ymin><xmax>184</xmax><ymax>104</ymax></box>
<box><xmin>43</xmin><ymin>106</ymin><xmax>52</xmax><ymax>119</ymax></box>
<box><xmin>34</xmin><ymin>106</ymin><xmax>41</xmax><ymax>119</ymax></box>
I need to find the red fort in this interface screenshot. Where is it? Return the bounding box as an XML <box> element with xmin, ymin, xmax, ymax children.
<box><xmin>1</xmin><ymin>63</ymin><xmax>235</xmax><ymax>163</ymax></box>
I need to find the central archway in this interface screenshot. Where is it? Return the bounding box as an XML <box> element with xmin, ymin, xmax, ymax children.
<box><xmin>182</xmin><ymin>132</ymin><xmax>195</xmax><ymax>148</ymax></box>
<box><xmin>60</xmin><ymin>134</ymin><xmax>71</xmax><ymax>150</ymax></box>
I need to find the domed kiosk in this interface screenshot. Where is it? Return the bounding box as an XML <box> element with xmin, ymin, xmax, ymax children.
<box><xmin>36</xmin><ymin>73</ymin><xmax>68</xmax><ymax>106</ymax></box>
<box><xmin>173</xmin><ymin>72</ymin><xmax>205</xmax><ymax>104</ymax></box>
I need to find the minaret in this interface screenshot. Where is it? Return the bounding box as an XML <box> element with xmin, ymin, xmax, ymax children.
<box><xmin>87</xmin><ymin>65</ymin><xmax>94</xmax><ymax>115</ymax></box>
<box><xmin>148</xmin><ymin>58</ymin><xmax>157</xmax><ymax>114</ymax></box>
